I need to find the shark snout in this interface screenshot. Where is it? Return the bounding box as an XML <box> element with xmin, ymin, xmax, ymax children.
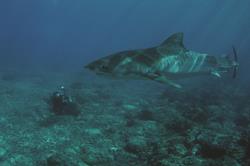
<box><xmin>84</xmin><ymin>64</ymin><xmax>92</xmax><ymax>70</ymax></box>
<box><xmin>84</xmin><ymin>61</ymin><xmax>98</xmax><ymax>70</ymax></box>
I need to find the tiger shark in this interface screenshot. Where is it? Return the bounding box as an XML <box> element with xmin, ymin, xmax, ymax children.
<box><xmin>85</xmin><ymin>33</ymin><xmax>239</xmax><ymax>88</ymax></box>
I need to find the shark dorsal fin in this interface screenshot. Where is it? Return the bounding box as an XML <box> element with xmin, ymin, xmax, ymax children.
<box><xmin>158</xmin><ymin>32</ymin><xmax>187</xmax><ymax>54</ymax></box>
<box><xmin>161</xmin><ymin>32</ymin><xmax>184</xmax><ymax>46</ymax></box>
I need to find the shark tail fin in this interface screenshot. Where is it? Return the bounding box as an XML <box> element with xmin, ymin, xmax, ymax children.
<box><xmin>232</xmin><ymin>46</ymin><xmax>239</xmax><ymax>79</ymax></box>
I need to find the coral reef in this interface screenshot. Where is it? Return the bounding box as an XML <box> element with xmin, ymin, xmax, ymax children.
<box><xmin>0</xmin><ymin>71</ymin><xmax>249</xmax><ymax>165</ymax></box>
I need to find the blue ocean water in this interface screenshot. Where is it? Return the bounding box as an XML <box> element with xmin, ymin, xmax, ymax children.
<box><xmin>0</xmin><ymin>1</ymin><xmax>250</xmax><ymax>165</ymax></box>
<box><xmin>1</xmin><ymin>1</ymin><xmax>249</xmax><ymax>73</ymax></box>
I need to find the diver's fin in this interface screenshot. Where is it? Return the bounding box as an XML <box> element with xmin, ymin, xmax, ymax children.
<box><xmin>154</xmin><ymin>76</ymin><xmax>182</xmax><ymax>88</ymax></box>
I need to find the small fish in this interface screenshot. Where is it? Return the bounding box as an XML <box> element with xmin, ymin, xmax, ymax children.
<box><xmin>85</xmin><ymin>33</ymin><xmax>239</xmax><ymax>88</ymax></box>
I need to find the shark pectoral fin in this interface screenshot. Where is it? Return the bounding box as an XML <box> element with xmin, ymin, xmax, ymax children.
<box><xmin>154</xmin><ymin>76</ymin><xmax>182</xmax><ymax>88</ymax></box>
<box><xmin>210</xmin><ymin>71</ymin><xmax>221</xmax><ymax>78</ymax></box>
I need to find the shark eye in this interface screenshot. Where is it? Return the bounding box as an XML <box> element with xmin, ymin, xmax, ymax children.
<box><xmin>101</xmin><ymin>65</ymin><xmax>108</xmax><ymax>70</ymax></box>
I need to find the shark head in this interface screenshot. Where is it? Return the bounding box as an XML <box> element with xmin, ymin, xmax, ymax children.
<box><xmin>85</xmin><ymin>57</ymin><xmax>113</xmax><ymax>75</ymax></box>
<box><xmin>85</xmin><ymin>51</ymin><xmax>133</xmax><ymax>76</ymax></box>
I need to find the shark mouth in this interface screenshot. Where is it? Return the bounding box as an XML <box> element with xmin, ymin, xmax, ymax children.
<box><xmin>232</xmin><ymin>46</ymin><xmax>239</xmax><ymax>79</ymax></box>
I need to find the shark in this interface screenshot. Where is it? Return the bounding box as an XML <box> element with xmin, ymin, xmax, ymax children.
<box><xmin>85</xmin><ymin>32</ymin><xmax>239</xmax><ymax>88</ymax></box>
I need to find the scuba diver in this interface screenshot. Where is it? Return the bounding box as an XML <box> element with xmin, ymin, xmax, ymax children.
<box><xmin>50</xmin><ymin>86</ymin><xmax>79</xmax><ymax>116</ymax></box>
